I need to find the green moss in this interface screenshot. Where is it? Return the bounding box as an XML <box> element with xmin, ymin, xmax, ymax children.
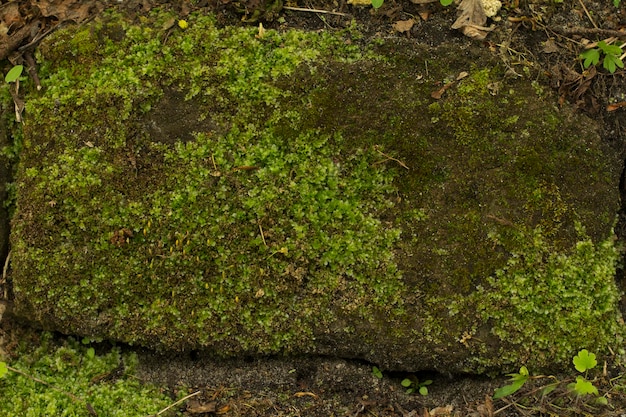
<box><xmin>463</xmin><ymin>226</ymin><xmax>624</xmax><ymax>372</ymax></box>
<box><xmin>0</xmin><ymin>334</ymin><xmax>178</xmax><ymax>416</ymax></box>
<box><xmin>9</xmin><ymin>10</ymin><xmax>624</xmax><ymax>372</ymax></box>
<box><xmin>13</xmin><ymin>10</ymin><xmax>402</xmax><ymax>354</ymax></box>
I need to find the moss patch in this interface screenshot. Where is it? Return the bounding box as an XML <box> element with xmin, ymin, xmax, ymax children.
<box><xmin>8</xmin><ymin>10</ymin><xmax>624</xmax><ymax>372</ymax></box>
<box><xmin>0</xmin><ymin>333</ymin><xmax>178</xmax><ymax>416</ymax></box>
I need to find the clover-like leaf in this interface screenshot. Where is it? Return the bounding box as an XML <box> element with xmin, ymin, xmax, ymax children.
<box><xmin>573</xmin><ymin>349</ymin><xmax>597</xmax><ymax>373</ymax></box>
<box><xmin>597</xmin><ymin>41</ymin><xmax>623</xmax><ymax>56</ymax></box>
<box><xmin>604</xmin><ymin>55</ymin><xmax>624</xmax><ymax>74</ymax></box>
<box><xmin>581</xmin><ymin>49</ymin><xmax>600</xmax><ymax>69</ymax></box>
<box><xmin>371</xmin><ymin>0</ymin><xmax>384</xmax><ymax>8</ymax></box>
<box><xmin>573</xmin><ymin>376</ymin><xmax>598</xmax><ymax>396</ymax></box>
<box><xmin>372</xmin><ymin>366</ymin><xmax>383</xmax><ymax>379</ymax></box>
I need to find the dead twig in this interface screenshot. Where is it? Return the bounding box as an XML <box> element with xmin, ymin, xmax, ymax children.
<box><xmin>258</xmin><ymin>222</ymin><xmax>267</xmax><ymax>247</ymax></box>
<box><xmin>373</xmin><ymin>145</ymin><xmax>409</xmax><ymax>170</ymax></box>
<box><xmin>551</xmin><ymin>27</ymin><xmax>626</xmax><ymax>39</ymax></box>
<box><xmin>148</xmin><ymin>390</ymin><xmax>201</xmax><ymax>417</ymax></box>
<box><xmin>577</xmin><ymin>0</ymin><xmax>598</xmax><ymax>29</ymax></box>
<box><xmin>283</xmin><ymin>6</ymin><xmax>350</xmax><ymax>17</ymax></box>
<box><xmin>1</xmin><ymin>250</ymin><xmax>10</xmax><ymax>300</ymax></box>
<box><xmin>24</xmin><ymin>52</ymin><xmax>42</xmax><ymax>91</ymax></box>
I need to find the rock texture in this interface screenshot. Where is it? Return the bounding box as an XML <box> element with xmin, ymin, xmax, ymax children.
<box><xmin>7</xmin><ymin>11</ymin><xmax>624</xmax><ymax>373</ymax></box>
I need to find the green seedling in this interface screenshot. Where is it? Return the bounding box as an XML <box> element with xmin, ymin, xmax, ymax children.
<box><xmin>4</xmin><ymin>65</ymin><xmax>23</xmax><ymax>83</ymax></box>
<box><xmin>494</xmin><ymin>350</ymin><xmax>608</xmax><ymax>406</ymax></box>
<box><xmin>493</xmin><ymin>366</ymin><xmax>529</xmax><ymax>399</ymax></box>
<box><xmin>568</xmin><ymin>349</ymin><xmax>601</xmax><ymax>398</ymax></box>
<box><xmin>401</xmin><ymin>376</ymin><xmax>432</xmax><ymax>395</ymax></box>
<box><xmin>372</xmin><ymin>366</ymin><xmax>383</xmax><ymax>379</ymax></box>
<box><xmin>580</xmin><ymin>41</ymin><xmax>624</xmax><ymax>73</ymax></box>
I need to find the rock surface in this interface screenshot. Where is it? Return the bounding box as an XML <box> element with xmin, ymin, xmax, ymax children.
<box><xmin>7</xmin><ymin>11</ymin><xmax>624</xmax><ymax>373</ymax></box>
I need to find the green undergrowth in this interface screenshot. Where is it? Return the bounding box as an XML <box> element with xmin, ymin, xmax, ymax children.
<box><xmin>0</xmin><ymin>333</ymin><xmax>180</xmax><ymax>416</ymax></box>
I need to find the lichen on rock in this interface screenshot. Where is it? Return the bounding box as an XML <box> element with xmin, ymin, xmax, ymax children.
<box><xmin>7</xmin><ymin>10</ymin><xmax>624</xmax><ymax>373</ymax></box>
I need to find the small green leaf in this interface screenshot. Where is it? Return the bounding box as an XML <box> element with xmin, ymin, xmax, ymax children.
<box><xmin>595</xmin><ymin>396</ymin><xmax>608</xmax><ymax>405</ymax></box>
<box><xmin>372</xmin><ymin>366</ymin><xmax>383</xmax><ymax>379</ymax></box>
<box><xmin>0</xmin><ymin>362</ymin><xmax>7</xmax><ymax>378</ymax></box>
<box><xmin>86</xmin><ymin>347</ymin><xmax>95</xmax><ymax>359</ymax></box>
<box><xmin>401</xmin><ymin>378</ymin><xmax>412</xmax><ymax>388</ymax></box>
<box><xmin>614</xmin><ymin>0</ymin><xmax>621</xmax><ymax>7</ymax></box>
<box><xmin>4</xmin><ymin>65</ymin><xmax>23</xmax><ymax>83</ymax></box>
<box><xmin>603</xmin><ymin>55</ymin><xmax>624</xmax><ymax>74</ymax></box>
<box><xmin>440</xmin><ymin>0</ymin><xmax>455</xmax><ymax>5</ymax></box>
<box><xmin>597</xmin><ymin>41</ymin><xmax>622</xmax><ymax>56</ymax></box>
<box><xmin>419</xmin><ymin>386</ymin><xmax>428</xmax><ymax>396</ymax></box>
<box><xmin>541</xmin><ymin>383</ymin><xmax>558</xmax><ymax>396</ymax></box>
<box><xmin>573</xmin><ymin>349</ymin><xmax>597</xmax><ymax>373</ymax></box>
<box><xmin>371</xmin><ymin>0</ymin><xmax>384</xmax><ymax>8</ymax></box>
<box><xmin>580</xmin><ymin>49</ymin><xmax>600</xmax><ymax>68</ymax></box>
<box><xmin>493</xmin><ymin>379</ymin><xmax>526</xmax><ymax>399</ymax></box>
<box><xmin>405</xmin><ymin>387</ymin><xmax>415</xmax><ymax>394</ymax></box>
<box><xmin>573</xmin><ymin>376</ymin><xmax>598</xmax><ymax>396</ymax></box>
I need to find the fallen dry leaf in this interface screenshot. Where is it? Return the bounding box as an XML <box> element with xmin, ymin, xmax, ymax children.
<box><xmin>431</xmin><ymin>81</ymin><xmax>455</xmax><ymax>99</ymax></box>
<box><xmin>34</xmin><ymin>0</ymin><xmax>102</xmax><ymax>23</ymax></box>
<box><xmin>294</xmin><ymin>391</ymin><xmax>318</xmax><ymax>398</ymax></box>
<box><xmin>418</xmin><ymin>10</ymin><xmax>431</xmax><ymax>21</ymax></box>
<box><xmin>393</xmin><ymin>19</ymin><xmax>415</xmax><ymax>33</ymax></box>
<box><xmin>607</xmin><ymin>102</ymin><xmax>626</xmax><ymax>112</ymax></box>
<box><xmin>476</xmin><ymin>394</ymin><xmax>494</xmax><ymax>417</ymax></box>
<box><xmin>451</xmin><ymin>0</ymin><xmax>494</xmax><ymax>40</ymax></box>
<box><xmin>187</xmin><ymin>399</ymin><xmax>217</xmax><ymax>414</ymax></box>
<box><xmin>542</xmin><ymin>38</ymin><xmax>559</xmax><ymax>53</ymax></box>
<box><xmin>429</xmin><ymin>405</ymin><xmax>454</xmax><ymax>416</ymax></box>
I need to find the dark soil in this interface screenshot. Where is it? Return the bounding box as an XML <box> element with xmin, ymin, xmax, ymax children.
<box><xmin>2</xmin><ymin>0</ymin><xmax>626</xmax><ymax>415</ymax></box>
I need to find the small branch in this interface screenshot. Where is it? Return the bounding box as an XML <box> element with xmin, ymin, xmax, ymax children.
<box><xmin>283</xmin><ymin>6</ymin><xmax>350</xmax><ymax>17</ymax></box>
<box><xmin>373</xmin><ymin>146</ymin><xmax>409</xmax><ymax>170</ymax></box>
<box><xmin>551</xmin><ymin>27</ymin><xmax>626</xmax><ymax>39</ymax></box>
<box><xmin>2</xmin><ymin>250</ymin><xmax>11</xmax><ymax>300</ymax></box>
<box><xmin>24</xmin><ymin>52</ymin><xmax>42</xmax><ymax>91</ymax></box>
<box><xmin>258</xmin><ymin>222</ymin><xmax>267</xmax><ymax>247</ymax></box>
<box><xmin>149</xmin><ymin>390</ymin><xmax>201</xmax><ymax>417</ymax></box>
<box><xmin>577</xmin><ymin>0</ymin><xmax>598</xmax><ymax>29</ymax></box>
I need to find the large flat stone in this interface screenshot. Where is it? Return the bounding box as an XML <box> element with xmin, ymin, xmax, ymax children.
<box><xmin>8</xmin><ymin>11</ymin><xmax>624</xmax><ymax>373</ymax></box>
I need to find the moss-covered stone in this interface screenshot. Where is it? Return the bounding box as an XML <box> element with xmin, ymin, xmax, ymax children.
<box><xmin>7</xmin><ymin>10</ymin><xmax>624</xmax><ymax>373</ymax></box>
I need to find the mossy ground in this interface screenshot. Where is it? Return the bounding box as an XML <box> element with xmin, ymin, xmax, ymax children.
<box><xmin>5</xmin><ymin>8</ymin><xmax>625</xmax><ymax>373</ymax></box>
<box><xmin>0</xmin><ymin>331</ymin><xmax>180</xmax><ymax>416</ymax></box>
